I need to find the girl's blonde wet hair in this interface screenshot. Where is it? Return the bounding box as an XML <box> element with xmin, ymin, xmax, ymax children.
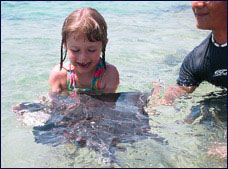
<box><xmin>60</xmin><ymin>8</ymin><xmax>107</xmax><ymax>70</ymax></box>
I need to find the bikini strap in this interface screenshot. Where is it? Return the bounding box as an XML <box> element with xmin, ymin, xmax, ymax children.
<box><xmin>67</xmin><ymin>63</ymin><xmax>75</xmax><ymax>91</ymax></box>
<box><xmin>91</xmin><ymin>58</ymin><xmax>104</xmax><ymax>90</ymax></box>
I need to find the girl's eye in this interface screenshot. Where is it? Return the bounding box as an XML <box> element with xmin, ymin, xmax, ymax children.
<box><xmin>88</xmin><ymin>49</ymin><xmax>96</xmax><ymax>52</ymax></box>
<box><xmin>71</xmin><ymin>49</ymin><xmax>80</xmax><ymax>52</ymax></box>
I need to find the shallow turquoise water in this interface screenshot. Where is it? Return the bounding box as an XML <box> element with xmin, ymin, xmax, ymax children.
<box><xmin>1</xmin><ymin>1</ymin><xmax>227</xmax><ymax>168</ymax></box>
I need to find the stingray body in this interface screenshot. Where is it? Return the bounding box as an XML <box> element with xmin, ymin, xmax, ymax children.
<box><xmin>13</xmin><ymin>92</ymin><xmax>165</xmax><ymax>165</ymax></box>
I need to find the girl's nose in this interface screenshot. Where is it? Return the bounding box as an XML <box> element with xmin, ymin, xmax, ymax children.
<box><xmin>78</xmin><ymin>51</ymin><xmax>88</xmax><ymax>62</ymax></box>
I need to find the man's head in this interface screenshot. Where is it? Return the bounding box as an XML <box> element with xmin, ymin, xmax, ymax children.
<box><xmin>192</xmin><ymin>1</ymin><xmax>227</xmax><ymax>31</ymax></box>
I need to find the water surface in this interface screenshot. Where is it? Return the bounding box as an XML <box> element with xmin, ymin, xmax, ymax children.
<box><xmin>1</xmin><ymin>1</ymin><xmax>227</xmax><ymax>168</ymax></box>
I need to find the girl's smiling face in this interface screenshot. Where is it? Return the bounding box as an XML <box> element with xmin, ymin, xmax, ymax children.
<box><xmin>66</xmin><ymin>33</ymin><xmax>102</xmax><ymax>74</ymax></box>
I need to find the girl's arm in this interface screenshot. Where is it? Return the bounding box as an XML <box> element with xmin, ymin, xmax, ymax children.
<box><xmin>49</xmin><ymin>65</ymin><xmax>67</xmax><ymax>93</ymax></box>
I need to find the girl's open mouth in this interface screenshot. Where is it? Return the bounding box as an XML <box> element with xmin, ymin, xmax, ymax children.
<box><xmin>77</xmin><ymin>62</ymin><xmax>91</xmax><ymax>68</ymax></box>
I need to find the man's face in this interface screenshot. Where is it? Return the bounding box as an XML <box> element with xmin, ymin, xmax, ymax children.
<box><xmin>192</xmin><ymin>1</ymin><xmax>227</xmax><ymax>30</ymax></box>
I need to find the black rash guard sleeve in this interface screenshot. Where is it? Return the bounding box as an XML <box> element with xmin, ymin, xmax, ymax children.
<box><xmin>177</xmin><ymin>49</ymin><xmax>202</xmax><ymax>86</ymax></box>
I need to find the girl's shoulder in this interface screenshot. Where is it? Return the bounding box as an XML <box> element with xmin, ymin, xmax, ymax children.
<box><xmin>102</xmin><ymin>63</ymin><xmax>119</xmax><ymax>83</ymax></box>
<box><xmin>100</xmin><ymin>62</ymin><xmax>119</xmax><ymax>93</ymax></box>
<box><xmin>104</xmin><ymin>62</ymin><xmax>119</xmax><ymax>75</ymax></box>
<box><xmin>50</xmin><ymin>64</ymin><xmax>68</xmax><ymax>79</ymax></box>
<box><xmin>52</xmin><ymin>63</ymin><xmax>74</xmax><ymax>72</ymax></box>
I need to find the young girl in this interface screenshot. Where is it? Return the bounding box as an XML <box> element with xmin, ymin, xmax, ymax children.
<box><xmin>49</xmin><ymin>8</ymin><xmax>119</xmax><ymax>95</ymax></box>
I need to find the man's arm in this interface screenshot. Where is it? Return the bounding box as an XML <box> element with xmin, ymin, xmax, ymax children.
<box><xmin>163</xmin><ymin>84</ymin><xmax>197</xmax><ymax>104</ymax></box>
<box><xmin>149</xmin><ymin>83</ymin><xmax>197</xmax><ymax>106</ymax></box>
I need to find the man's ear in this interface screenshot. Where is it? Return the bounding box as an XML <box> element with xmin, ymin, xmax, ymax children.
<box><xmin>106</xmin><ymin>38</ymin><xmax>109</xmax><ymax>45</ymax></box>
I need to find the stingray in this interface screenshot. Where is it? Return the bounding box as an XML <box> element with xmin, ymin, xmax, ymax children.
<box><xmin>13</xmin><ymin>91</ymin><xmax>166</xmax><ymax>165</ymax></box>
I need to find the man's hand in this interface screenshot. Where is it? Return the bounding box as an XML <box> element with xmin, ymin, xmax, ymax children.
<box><xmin>148</xmin><ymin>83</ymin><xmax>197</xmax><ymax>106</ymax></box>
